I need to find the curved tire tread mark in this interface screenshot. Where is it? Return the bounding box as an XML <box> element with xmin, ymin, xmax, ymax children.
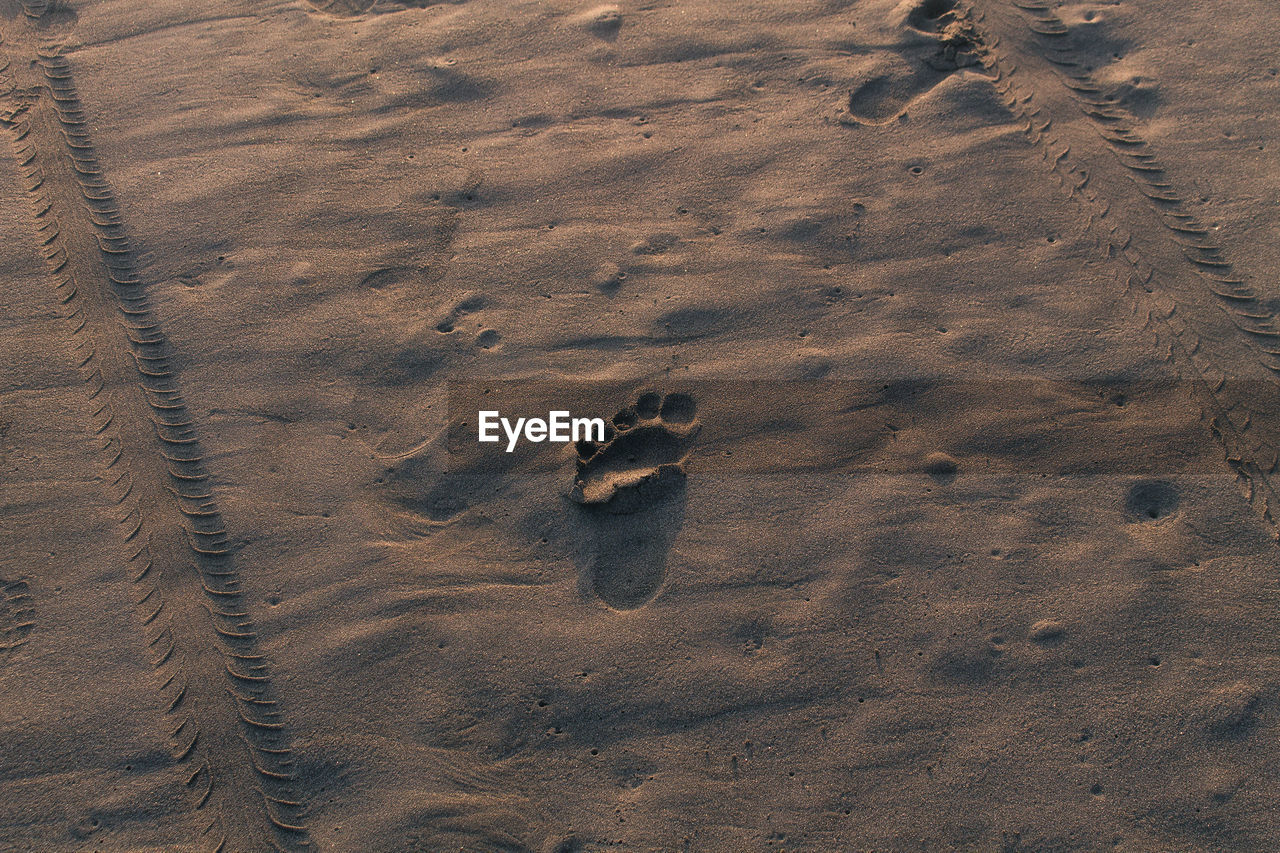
<box><xmin>304</xmin><ymin>0</ymin><xmax>375</xmax><ymax>17</ymax></box>
<box><xmin>0</xmin><ymin>577</ymin><xmax>35</xmax><ymax>658</ymax></box>
<box><xmin>0</xmin><ymin>44</ymin><xmax>230</xmax><ymax>852</ymax></box>
<box><xmin>959</xmin><ymin>0</ymin><xmax>1280</xmax><ymax>531</ymax></box>
<box><xmin>0</xmin><ymin>18</ymin><xmax>312</xmax><ymax>852</ymax></box>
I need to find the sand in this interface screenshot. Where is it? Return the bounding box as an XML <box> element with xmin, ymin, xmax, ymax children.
<box><xmin>2</xmin><ymin>0</ymin><xmax>1280</xmax><ymax>850</ymax></box>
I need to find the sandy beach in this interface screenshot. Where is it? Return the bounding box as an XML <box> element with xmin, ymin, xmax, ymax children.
<box><xmin>2</xmin><ymin>0</ymin><xmax>1280</xmax><ymax>850</ymax></box>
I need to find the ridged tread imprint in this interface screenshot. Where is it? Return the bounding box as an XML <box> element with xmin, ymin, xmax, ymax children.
<box><xmin>0</xmin><ymin>577</ymin><xmax>34</xmax><ymax>658</ymax></box>
<box><xmin>956</xmin><ymin>0</ymin><xmax>1280</xmax><ymax>532</ymax></box>
<box><xmin>0</xmin><ymin>14</ymin><xmax>311</xmax><ymax>853</ymax></box>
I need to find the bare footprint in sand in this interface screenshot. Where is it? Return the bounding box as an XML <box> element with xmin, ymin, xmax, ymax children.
<box><xmin>569</xmin><ymin>392</ymin><xmax>698</xmax><ymax>610</ymax></box>
<box><xmin>570</xmin><ymin>391</ymin><xmax>699</xmax><ymax>508</ymax></box>
<box><xmin>838</xmin><ymin>0</ymin><xmax>982</xmax><ymax>126</ymax></box>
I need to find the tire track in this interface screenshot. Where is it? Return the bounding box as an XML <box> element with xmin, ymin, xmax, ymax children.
<box><xmin>304</xmin><ymin>0</ymin><xmax>375</xmax><ymax>17</ymax></box>
<box><xmin>0</xmin><ymin>576</ymin><xmax>34</xmax><ymax>658</ymax></box>
<box><xmin>0</xmin><ymin>21</ymin><xmax>311</xmax><ymax>853</ymax></box>
<box><xmin>18</xmin><ymin>1</ymin><xmax>48</xmax><ymax>19</ymax></box>
<box><xmin>954</xmin><ymin>0</ymin><xmax>1280</xmax><ymax>530</ymax></box>
<box><xmin>0</xmin><ymin>44</ymin><xmax>231</xmax><ymax>851</ymax></box>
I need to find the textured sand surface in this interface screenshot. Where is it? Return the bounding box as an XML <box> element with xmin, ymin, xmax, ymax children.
<box><xmin>2</xmin><ymin>0</ymin><xmax>1280</xmax><ymax>850</ymax></box>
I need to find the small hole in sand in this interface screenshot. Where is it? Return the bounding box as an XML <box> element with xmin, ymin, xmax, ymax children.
<box><xmin>1125</xmin><ymin>480</ymin><xmax>1179</xmax><ymax>521</ymax></box>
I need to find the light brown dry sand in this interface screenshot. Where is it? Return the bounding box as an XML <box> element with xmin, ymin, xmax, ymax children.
<box><xmin>2</xmin><ymin>0</ymin><xmax>1280</xmax><ymax>850</ymax></box>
